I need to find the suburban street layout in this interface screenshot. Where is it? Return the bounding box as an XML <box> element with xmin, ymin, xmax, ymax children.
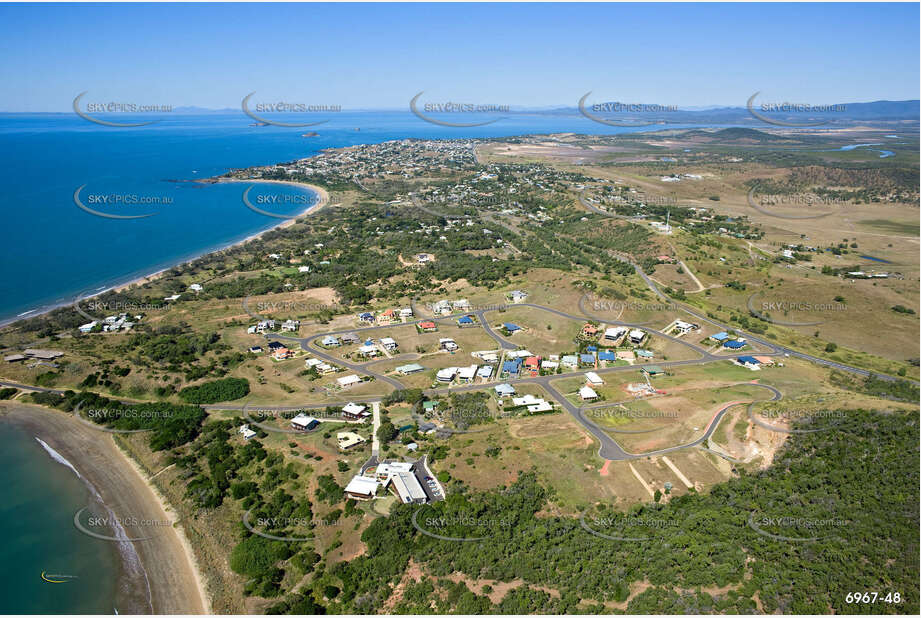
<box><xmin>0</xmin><ymin>3</ymin><xmax>918</xmax><ymax>617</ymax></box>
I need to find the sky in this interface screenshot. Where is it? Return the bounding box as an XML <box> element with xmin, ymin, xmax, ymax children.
<box><xmin>0</xmin><ymin>2</ymin><xmax>918</xmax><ymax>112</ymax></box>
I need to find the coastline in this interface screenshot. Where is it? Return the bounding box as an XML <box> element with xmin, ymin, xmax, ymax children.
<box><xmin>0</xmin><ymin>402</ymin><xmax>211</xmax><ymax>614</ymax></box>
<box><xmin>0</xmin><ymin>179</ymin><xmax>329</xmax><ymax>329</ymax></box>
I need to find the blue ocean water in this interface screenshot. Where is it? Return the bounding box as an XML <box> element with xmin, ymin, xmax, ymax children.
<box><xmin>0</xmin><ymin>423</ymin><xmax>124</xmax><ymax>614</ymax></box>
<box><xmin>0</xmin><ymin>110</ymin><xmax>717</xmax><ymax>324</ymax></box>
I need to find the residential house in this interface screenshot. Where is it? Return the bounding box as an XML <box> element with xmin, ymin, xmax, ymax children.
<box><xmin>418</xmin><ymin>321</ymin><xmax>438</xmax><ymax>332</ymax></box>
<box><xmin>476</xmin><ymin>365</ymin><xmax>494</xmax><ymax>380</ymax></box>
<box><xmin>494</xmin><ymin>383</ymin><xmax>516</xmax><ymax>398</ymax></box>
<box><xmin>502</xmin><ymin>322</ymin><xmax>522</xmax><ymax>334</ymax></box>
<box><xmin>380</xmin><ymin>337</ymin><xmax>398</xmax><ymax>351</ymax></box>
<box><xmin>357</xmin><ymin>343</ymin><xmax>379</xmax><ymax>358</ymax></box>
<box><xmin>604</xmin><ymin>327</ymin><xmax>627</xmax><ymax>343</ymax></box>
<box><xmin>561</xmin><ymin>355</ymin><xmax>579</xmax><ymax>369</ymax></box>
<box><xmin>377</xmin><ymin>308</ymin><xmax>397</xmax><ymax>324</ymax></box>
<box><xmin>673</xmin><ymin>320</ymin><xmax>697</xmax><ymax>334</ymax></box>
<box><xmin>523</xmin><ymin>356</ymin><xmax>541</xmax><ymax>374</ymax></box>
<box><xmin>579</xmin><ymin>386</ymin><xmax>599</xmax><ymax>401</ymax></box>
<box><xmin>642</xmin><ymin>365</ymin><xmax>665</xmax><ymax>376</ymax></box>
<box><xmin>357</xmin><ymin>311</ymin><xmax>375</xmax><ymax>324</ymax></box>
<box><xmin>585</xmin><ymin>371</ymin><xmax>603</xmax><ymax>386</ymax></box>
<box><xmin>709</xmin><ymin>332</ymin><xmax>730</xmax><ymax>343</ymax></box>
<box><xmin>628</xmin><ymin>329</ymin><xmax>646</xmax><ymax>345</ymax></box>
<box><xmin>281</xmin><ymin>319</ymin><xmax>300</xmax><ymax>332</ymax></box>
<box><xmin>341</xmin><ymin>332</ymin><xmax>360</xmax><ymax>345</ymax></box>
<box><xmin>321</xmin><ymin>335</ymin><xmax>341</xmax><ymax>347</ymax></box>
<box><xmin>457</xmin><ymin>365</ymin><xmax>478</xmax><ymax>383</ymax></box>
<box><xmin>396</xmin><ymin>363</ymin><xmax>425</xmax><ymax>375</ymax></box>
<box><xmin>344</xmin><ymin>475</ymin><xmax>379</xmax><ymax>501</ymax></box>
<box><xmin>399</xmin><ymin>307</ymin><xmax>414</xmax><ymax>319</ymax></box>
<box><xmin>457</xmin><ymin>314</ymin><xmax>476</xmax><ymax>327</ymax></box>
<box><xmin>239</xmin><ymin>424</ymin><xmax>257</xmax><ymax>440</ymax></box>
<box><xmin>337</xmin><ymin>432</ymin><xmax>366</xmax><ymax>450</ymax></box>
<box><xmin>580</xmin><ymin>353</ymin><xmax>596</xmax><ymax>367</ymax></box>
<box><xmin>502</xmin><ymin>358</ymin><xmax>521</xmax><ymax>377</ymax></box>
<box><xmin>508</xmin><ymin>290</ymin><xmax>528</xmax><ymax>303</ymax></box>
<box><xmin>636</xmin><ymin>349</ymin><xmax>654</xmax><ymax>360</ymax></box>
<box><xmin>598</xmin><ymin>350</ymin><xmax>616</xmax><ymax>362</ymax></box>
<box><xmin>342</xmin><ymin>402</ymin><xmax>370</xmax><ymax>421</ymax></box>
<box><xmin>272</xmin><ymin>346</ymin><xmax>294</xmax><ymax>360</ymax></box>
<box><xmin>436</xmin><ymin>367</ymin><xmax>458</xmax><ymax>383</ymax></box>
<box><xmin>79</xmin><ymin>321</ymin><xmax>98</xmax><ymax>333</ymax></box>
<box><xmin>439</xmin><ymin>338</ymin><xmax>458</xmax><ymax>351</ymax></box>
<box><xmin>541</xmin><ymin>360</ymin><xmax>559</xmax><ymax>371</ymax></box>
<box><xmin>337</xmin><ymin>374</ymin><xmax>361</xmax><ymax>388</ymax></box>
<box><xmin>581</xmin><ymin>324</ymin><xmax>600</xmax><ymax>338</ymax></box>
<box><xmin>736</xmin><ymin>356</ymin><xmax>761</xmax><ymax>370</ymax></box>
<box><xmin>291</xmin><ymin>414</ymin><xmax>319</xmax><ymax>432</ymax></box>
<box><xmin>723</xmin><ymin>340</ymin><xmax>746</xmax><ymax>350</ymax></box>
<box><xmin>248</xmin><ymin>346</ymin><xmax>263</xmax><ymax>354</ymax></box>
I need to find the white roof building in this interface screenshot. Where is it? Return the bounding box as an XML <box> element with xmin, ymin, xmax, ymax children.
<box><xmin>457</xmin><ymin>364</ymin><xmax>478</xmax><ymax>381</ymax></box>
<box><xmin>579</xmin><ymin>386</ymin><xmax>599</xmax><ymax>400</ymax></box>
<box><xmin>290</xmin><ymin>413</ymin><xmax>318</xmax><ymax>430</ymax></box>
<box><xmin>337</xmin><ymin>374</ymin><xmax>361</xmax><ymax>388</ymax></box>
<box><xmin>344</xmin><ymin>475</ymin><xmax>379</xmax><ymax>500</ymax></box>
<box><xmin>342</xmin><ymin>402</ymin><xmax>367</xmax><ymax>416</ymax></box>
<box><xmin>585</xmin><ymin>371</ymin><xmax>603</xmax><ymax>386</ymax></box>
<box><xmin>436</xmin><ymin>367</ymin><xmax>458</xmax><ymax>382</ymax></box>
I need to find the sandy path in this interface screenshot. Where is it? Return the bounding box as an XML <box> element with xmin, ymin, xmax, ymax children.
<box><xmin>0</xmin><ymin>403</ymin><xmax>210</xmax><ymax>614</ymax></box>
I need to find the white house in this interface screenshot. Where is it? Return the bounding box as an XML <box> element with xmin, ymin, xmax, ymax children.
<box><xmin>342</xmin><ymin>402</ymin><xmax>370</xmax><ymax>421</ymax></box>
<box><xmin>281</xmin><ymin>319</ymin><xmax>300</xmax><ymax>332</ymax></box>
<box><xmin>604</xmin><ymin>327</ymin><xmax>627</xmax><ymax>343</ymax></box>
<box><xmin>629</xmin><ymin>329</ymin><xmax>646</xmax><ymax>345</ymax></box>
<box><xmin>337</xmin><ymin>374</ymin><xmax>361</xmax><ymax>388</ymax></box>
<box><xmin>337</xmin><ymin>431</ymin><xmax>366</xmax><ymax>450</ymax></box>
<box><xmin>380</xmin><ymin>337</ymin><xmax>398</xmax><ymax>351</ymax></box>
<box><xmin>344</xmin><ymin>475</ymin><xmax>379</xmax><ymax>501</ymax></box>
<box><xmin>239</xmin><ymin>424</ymin><xmax>257</xmax><ymax>440</ymax></box>
<box><xmin>585</xmin><ymin>371</ymin><xmax>604</xmax><ymax>386</ymax></box>
<box><xmin>290</xmin><ymin>414</ymin><xmax>319</xmax><ymax>432</ymax></box>
<box><xmin>189</xmin><ymin>283</ymin><xmax>203</xmax><ymax>292</ymax></box>
<box><xmin>78</xmin><ymin>321</ymin><xmax>98</xmax><ymax>333</ymax></box>
<box><xmin>579</xmin><ymin>386</ymin><xmax>599</xmax><ymax>401</ymax></box>
<box><xmin>436</xmin><ymin>367</ymin><xmax>458</xmax><ymax>383</ymax></box>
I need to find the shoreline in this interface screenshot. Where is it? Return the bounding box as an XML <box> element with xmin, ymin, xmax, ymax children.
<box><xmin>0</xmin><ymin>179</ymin><xmax>329</xmax><ymax>329</ymax></box>
<box><xmin>0</xmin><ymin>402</ymin><xmax>211</xmax><ymax>614</ymax></box>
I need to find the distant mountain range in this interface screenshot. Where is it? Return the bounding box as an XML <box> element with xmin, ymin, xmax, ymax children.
<box><xmin>524</xmin><ymin>99</ymin><xmax>920</xmax><ymax>123</ymax></box>
<box><xmin>18</xmin><ymin>99</ymin><xmax>918</xmax><ymax>123</ymax></box>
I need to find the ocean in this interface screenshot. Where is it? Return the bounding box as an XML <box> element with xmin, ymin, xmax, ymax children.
<box><xmin>0</xmin><ymin>111</ymin><xmax>720</xmax><ymax>612</ymax></box>
<box><xmin>0</xmin><ymin>110</ymin><xmax>710</xmax><ymax>324</ymax></box>
<box><xmin>0</xmin><ymin>422</ymin><xmax>145</xmax><ymax>614</ymax></box>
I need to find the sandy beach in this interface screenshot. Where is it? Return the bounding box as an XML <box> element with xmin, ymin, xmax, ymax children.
<box><xmin>0</xmin><ymin>402</ymin><xmax>211</xmax><ymax>614</ymax></box>
<box><xmin>1</xmin><ymin>179</ymin><xmax>329</xmax><ymax>329</ymax></box>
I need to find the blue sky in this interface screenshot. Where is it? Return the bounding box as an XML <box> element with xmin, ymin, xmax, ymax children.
<box><xmin>1</xmin><ymin>2</ymin><xmax>918</xmax><ymax>111</ymax></box>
